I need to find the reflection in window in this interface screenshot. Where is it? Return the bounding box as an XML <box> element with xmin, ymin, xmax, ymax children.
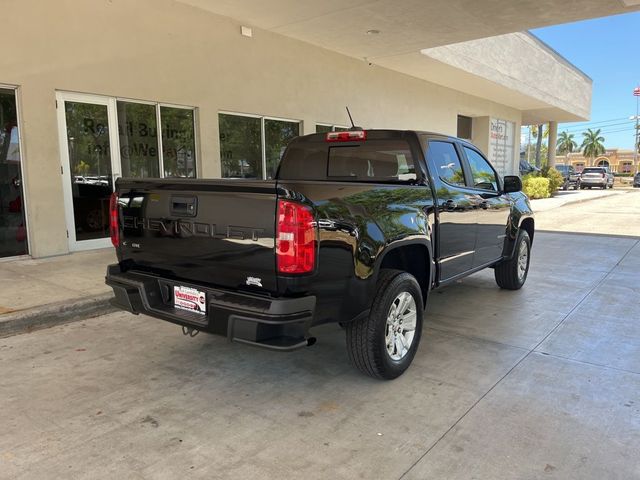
<box><xmin>117</xmin><ymin>102</ymin><xmax>160</xmax><ymax>178</ymax></box>
<box><xmin>161</xmin><ymin>107</ymin><xmax>196</xmax><ymax>178</ymax></box>
<box><xmin>427</xmin><ymin>141</ymin><xmax>465</xmax><ymax>186</ymax></box>
<box><xmin>65</xmin><ymin>101</ymin><xmax>113</xmax><ymax>241</ymax></box>
<box><xmin>265</xmin><ymin>119</ymin><xmax>299</xmax><ymax>179</ymax></box>
<box><xmin>464</xmin><ymin>147</ymin><xmax>498</xmax><ymax>191</ymax></box>
<box><xmin>219</xmin><ymin>114</ymin><xmax>262</xmax><ymax>178</ymax></box>
<box><xmin>0</xmin><ymin>89</ymin><xmax>28</xmax><ymax>256</ymax></box>
<box><xmin>219</xmin><ymin>113</ymin><xmax>300</xmax><ymax>179</ymax></box>
<box><xmin>327</xmin><ymin>142</ymin><xmax>416</xmax><ymax>182</ymax></box>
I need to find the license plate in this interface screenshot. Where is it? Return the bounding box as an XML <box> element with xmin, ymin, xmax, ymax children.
<box><xmin>173</xmin><ymin>285</ymin><xmax>207</xmax><ymax>315</ymax></box>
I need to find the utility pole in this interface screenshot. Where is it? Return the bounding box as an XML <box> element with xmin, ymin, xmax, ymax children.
<box><xmin>634</xmin><ymin>86</ymin><xmax>640</xmax><ymax>173</ymax></box>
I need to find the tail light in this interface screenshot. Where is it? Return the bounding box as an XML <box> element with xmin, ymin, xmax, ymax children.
<box><xmin>109</xmin><ymin>192</ymin><xmax>120</xmax><ymax>248</ymax></box>
<box><xmin>326</xmin><ymin>130</ymin><xmax>367</xmax><ymax>142</ymax></box>
<box><xmin>276</xmin><ymin>200</ymin><xmax>316</xmax><ymax>274</ymax></box>
<box><xmin>602</xmin><ymin>173</ymin><xmax>606</xmax><ymax>179</ymax></box>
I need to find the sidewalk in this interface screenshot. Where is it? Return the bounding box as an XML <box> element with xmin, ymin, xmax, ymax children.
<box><xmin>529</xmin><ymin>187</ymin><xmax>627</xmax><ymax>212</ymax></box>
<box><xmin>0</xmin><ymin>249</ymin><xmax>116</xmax><ymax>337</ymax></box>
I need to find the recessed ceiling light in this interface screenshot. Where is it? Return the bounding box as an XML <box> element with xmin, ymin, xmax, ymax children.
<box><xmin>366</xmin><ymin>29</ymin><xmax>381</xmax><ymax>35</ymax></box>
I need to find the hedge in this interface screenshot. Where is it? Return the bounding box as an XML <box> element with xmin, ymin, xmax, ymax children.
<box><xmin>522</xmin><ymin>175</ymin><xmax>550</xmax><ymax>199</ymax></box>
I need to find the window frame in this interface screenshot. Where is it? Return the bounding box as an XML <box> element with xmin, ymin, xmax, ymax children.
<box><xmin>459</xmin><ymin>143</ymin><xmax>502</xmax><ymax>193</ymax></box>
<box><xmin>116</xmin><ymin>96</ymin><xmax>198</xmax><ymax>179</ymax></box>
<box><xmin>219</xmin><ymin>111</ymin><xmax>302</xmax><ymax>180</ymax></box>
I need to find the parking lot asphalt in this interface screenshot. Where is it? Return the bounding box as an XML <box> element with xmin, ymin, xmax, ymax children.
<box><xmin>1</xmin><ymin>231</ymin><xmax>639</xmax><ymax>480</ymax></box>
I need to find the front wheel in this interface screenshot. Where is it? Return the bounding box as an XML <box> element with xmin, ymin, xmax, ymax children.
<box><xmin>345</xmin><ymin>270</ymin><xmax>424</xmax><ymax>380</ymax></box>
<box><xmin>494</xmin><ymin>230</ymin><xmax>531</xmax><ymax>290</ymax></box>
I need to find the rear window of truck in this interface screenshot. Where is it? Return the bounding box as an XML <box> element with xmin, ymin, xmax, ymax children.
<box><xmin>278</xmin><ymin>140</ymin><xmax>417</xmax><ymax>183</ymax></box>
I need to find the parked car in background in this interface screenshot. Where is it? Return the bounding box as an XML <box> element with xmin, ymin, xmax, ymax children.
<box><xmin>634</xmin><ymin>172</ymin><xmax>640</xmax><ymax>188</ymax></box>
<box><xmin>580</xmin><ymin>167</ymin><xmax>614</xmax><ymax>189</ymax></box>
<box><xmin>554</xmin><ymin>164</ymin><xmax>581</xmax><ymax>190</ymax></box>
<box><xmin>519</xmin><ymin>159</ymin><xmax>540</xmax><ymax>177</ymax></box>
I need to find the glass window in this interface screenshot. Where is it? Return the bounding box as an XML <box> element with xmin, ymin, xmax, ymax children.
<box><xmin>464</xmin><ymin>147</ymin><xmax>498</xmax><ymax>191</ymax></box>
<box><xmin>0</xmin><ymin>89</ymin><xmax>28</xmax><ymax>257</ymax></box>
<box><xmin>316</xmin><ymin>124</ymin><xmax>349</xmax><ymax>133</ymax></box>
<box><xmin>327</xmin><ymin>141</ymin><xmax>416</xmax><ymax>182</ymax></box>
<box><xmin>161</xmin><ymin>107</ymin><xmax>196</xmax><ymax>178</ymax></box>
<box><xmin>65</xmin><ymin>101</ymin><xmax>113</xmax><ymax>241</ymax></box>
<box><xmin>219</xmin><ymin>113</ymin><xmax>300</xmax><ymax>179</ymax></box>
<box><xmin>265</xmin><ymin>119</ymin><xmax>299</xmax><ymax>179</ymax></box>
<box><xmin>117</xmin><ymin>102</ymin><xmax>160</xmax><ymax>178</ymax></box>
<box><xmin>219</xmin><ymin>114</ymin><xmax>262</xmax><ymax>178</ymax></box>
<box><xmin>427</xmin><ymin>141</ymin><xmax>465</xmax><ymax>186</ymax></box>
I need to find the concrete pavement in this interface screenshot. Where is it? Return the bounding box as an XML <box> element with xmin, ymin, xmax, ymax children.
<box><xmin>529</xmin><ymin>186</ymin><xmax>627</xmax><ymax>212</ymax></box>
<box><xmin>0</xmin><ymin>249</ymin><xmax>116</xmax><ymax>336</ymax></box>
<box><xmin>534</xmin><ymin>188</ymin><xmax>640</xmax><ymax>237</ymax></box>
<box><xmin>1</xmin><ymin>231</ymin><xmax>639</xmax><ymax>479</ymax></box>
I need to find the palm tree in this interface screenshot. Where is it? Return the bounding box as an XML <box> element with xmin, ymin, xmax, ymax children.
<box><xmin>532</xmin><ymin>124</ymin><xmax>547</xmax><ymax>168</ymax></box>
<box><xmin>557</xmin><ymin>131</ymin><xmax>578</xmax><ymax>163</ymax></box>
<box><xmin>581</xmin><ymin>128</ymin><xmax>606</xmax><ymax>166</ymax></box>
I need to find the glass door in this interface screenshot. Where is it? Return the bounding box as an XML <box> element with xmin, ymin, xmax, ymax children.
<box><xmin>57</xmin><ymin>92</ymin><xmax>120</xmax><ymax>251</ymax></box>
<box><xmin>0</xmin><ymin>88</ymin><xmax>28</xmax><ymax>258</ymax></box>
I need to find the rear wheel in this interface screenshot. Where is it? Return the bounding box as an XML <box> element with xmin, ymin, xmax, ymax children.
<box><xmin>345</xmin><ymin>269</ymin><xmax>423</xmax><ymax>380</ymax></box>
<box><xmin>494</xmin><ymin>230</ymin><xmax>531</xmax><ymax>290</ymax></box>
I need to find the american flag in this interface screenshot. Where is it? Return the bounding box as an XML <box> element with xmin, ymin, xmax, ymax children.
<box><xmin>634</xmin><ymin>86</ymin><xmax>640</xmax><ymax>96</ymax></box>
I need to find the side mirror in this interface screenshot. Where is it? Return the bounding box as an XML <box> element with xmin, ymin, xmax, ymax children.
<box><xmin>503</xmin><ymin>175</ymin><xmax>522</xmax><ymax>193</ymax></box>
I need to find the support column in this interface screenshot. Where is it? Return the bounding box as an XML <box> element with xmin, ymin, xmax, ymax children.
<box><xmin>548</xmin><ymin>121</ymin><xmax>558</xmax><ymax>168</ymax></box>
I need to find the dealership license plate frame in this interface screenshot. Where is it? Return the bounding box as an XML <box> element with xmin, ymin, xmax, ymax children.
<box><xmin>173</xmin><ymin>285</ymin><xmax>207</xmax><ymax>316</ymax></box>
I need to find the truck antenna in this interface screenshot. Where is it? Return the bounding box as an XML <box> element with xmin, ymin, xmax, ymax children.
<box><xmin>346</xmin><ymin>107</ymin><xmax>363</xmax><ymax>131</ymax></box>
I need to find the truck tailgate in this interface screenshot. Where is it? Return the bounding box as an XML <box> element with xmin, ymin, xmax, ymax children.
<box><xmin>117</xmin><ymin>179</ymin><xmax>278</xmax><ymax>293</ymax></box>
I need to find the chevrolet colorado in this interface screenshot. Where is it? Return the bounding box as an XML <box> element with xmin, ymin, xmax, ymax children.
<box><xmin>106</xmin><ymin>129</ymin><xmax>534</xmax><ymax>379</ymax></box>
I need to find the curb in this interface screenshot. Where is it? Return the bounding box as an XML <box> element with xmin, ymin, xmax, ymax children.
<box><xmin>531</xmin><ymin>189</ymin><xmax>627</xmax><ymax>212</ymax></box>
<box><xmin>0</xmin><ymin>292</ymin><xmax>116</xmax><ymax>338</ymax></box>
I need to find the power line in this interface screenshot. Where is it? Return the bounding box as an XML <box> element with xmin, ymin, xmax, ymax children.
<box><xmin>560</xmin><ymin>120</ymin><xmax>634</xmax><ymax>133</ymax></box>
<box><xmin>595</xmin><ymin>127</ymin><xmax>638</xmax><ymax>135</ymax></box>
<box><xmin>560</xmin><ymin>116</ymin><xmax>630</xmax><ymax>127</ymax></box>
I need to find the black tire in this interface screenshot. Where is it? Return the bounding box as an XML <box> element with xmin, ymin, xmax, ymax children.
<box><xmin>494</xmin><ymin>230</ymin><xmax>531</xmax><ymax>290</ymax></box>
<box><xmin>345</xmin><ymin>269</ymin><xmax>424</xmax><ymax>380</ymax></box>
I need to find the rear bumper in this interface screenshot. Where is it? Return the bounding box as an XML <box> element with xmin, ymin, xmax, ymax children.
<box><xmin>580</xmin><ymin>179</ymin><xmax>606</xmax><ymax>186</ymax></box>
<box><xmin>105</xmin><ymin>265</ymin><xmax>316</xmax><ymax>351</ymax></box>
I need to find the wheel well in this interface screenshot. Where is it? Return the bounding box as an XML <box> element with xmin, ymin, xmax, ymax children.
<box><xmin>379</xmin><ymin>245</ymin><xmax>431</xmax><ymax>305</ymax></box>
<box><xmin>520</xmin><ymin>217</ymin><xmax>534</xmax><ymax>245</ymax></box>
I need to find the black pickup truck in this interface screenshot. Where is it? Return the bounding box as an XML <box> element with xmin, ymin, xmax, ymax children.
<box><xmin>106</xmin><ymin>129</ymin><xmax>534</xmax><ymax>379</ymax></box>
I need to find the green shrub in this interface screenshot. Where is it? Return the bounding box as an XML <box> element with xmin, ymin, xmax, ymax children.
<box><xmin>541</xmin><ymin>166</ymin><xmax>564</xmax><ymax>195</ymax></box>
<box><xmin>522</xmin><ymin>175</ymin><xmax>550</xmax><ymax>199</ymax></box>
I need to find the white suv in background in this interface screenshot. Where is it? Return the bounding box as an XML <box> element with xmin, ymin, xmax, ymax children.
<box><xmin>579</xmin><ymin>167</ymin><xmax>614</xmax><ymax>189</ymax></box>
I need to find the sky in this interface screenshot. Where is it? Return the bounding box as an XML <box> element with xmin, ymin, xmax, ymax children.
<box><xmin>527</xmin><ymin>12</ymin><xmax>640</xmax><ymax>150</ymax></box>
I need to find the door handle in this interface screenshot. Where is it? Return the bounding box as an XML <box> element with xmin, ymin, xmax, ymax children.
<box><xmin>443</xmin><ymin>199</ymin><xmax>458</xmax><ymax>211</ymax></box>
<box><xmin>171</xmin><ymin>196</ymin><xmax>198</xmax><ymax>217</ymax></box>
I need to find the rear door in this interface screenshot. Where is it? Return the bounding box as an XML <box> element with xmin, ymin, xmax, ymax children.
<box><xmin>460</xmin><ymin>145</ymin><xmax>511</xmax><ymax>267</ymax></box>
<box><xmin>118</xmin><ymin>179</ymin><xmax>278</xmax><ymax>292</ymax></box>
<box><xmin>425</xmin><ymin>139</ymin><xmax>477</xmax><ymax>280</ymax></box>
